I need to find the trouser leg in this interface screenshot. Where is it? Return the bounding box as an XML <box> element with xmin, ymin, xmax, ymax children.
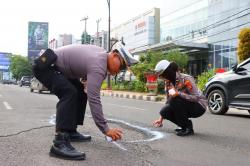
<box><xmin>33</xmin><ymin>66</ymin><xmax>78</xmax><ymax>131</ymax></box>
<box><xmin>159</xmin><ymin>104</ymin><xmax>176</xmax><ymax>124</ymax></box>
<box><xmin>169</xmin><ymin>97</ymin><xmax>205</xmax><ymax>129</ymax></box>
<box><xmin>168</xmin><ymin>97</ymin><xmax>191</xmax><ymax>129</ymax></box>
<box><xmin>68</xmin><ymin>79</ymin><xmax>88</xmax><ymax>126</ymax></box>
<box><xmin>188</xmin><ymin>102</ymin><xmax>206</xmax><ymax>118</ymax></box>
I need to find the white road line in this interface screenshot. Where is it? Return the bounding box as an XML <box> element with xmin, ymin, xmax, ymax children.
<box><xmin>106</xmin><ymin>103</ymin><xmax>146</xmax><ymax>111</ymax></box>
<box><xmin>3</xmin><ymin>101</ymin><xmax>13</xmax><ymax>110</ymax></box>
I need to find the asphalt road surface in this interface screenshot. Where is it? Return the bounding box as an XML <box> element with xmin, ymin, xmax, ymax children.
<box><xmin>0</xmin><ymin>84</ymin><xmax>250</xmax><ymax>166</ymax></box>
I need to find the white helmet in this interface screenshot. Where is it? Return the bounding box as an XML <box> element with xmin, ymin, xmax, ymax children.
<box><xmin>112</xmin><ymin>41</ymin><xmax>138</xmax><ymax>67</ymax></box>
<box><xmin>154</xmin><ymin>60</ymin><xmax>170</xmax><ymax>75</ymax></box>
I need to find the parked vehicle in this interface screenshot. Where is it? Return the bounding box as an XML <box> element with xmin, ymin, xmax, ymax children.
<box><xmin>117</xmin><ymin>70</ymin><xmax>136</xmax><ymax>82</ymax></box>
<box><xmin>19</xmin><ymin>76</ymin><xmax>32</xmax><ymax>87</ymax></box>
<box><xmin>1</xmin><ymin>79</ymin><xmax>17</xmax><ymax>85</ymax></box>
<box><xmin>30</xmin><ymin>77</ymin><xmax>49</xmax><ymax>93</ymax></box>
<box><xmin>204</xmin><ymin>58</ymin><xmax>250</xmax><ymax>115</ymax></box>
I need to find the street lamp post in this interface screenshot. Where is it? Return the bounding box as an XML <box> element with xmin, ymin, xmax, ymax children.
<box><xmin>107</xmin><ymin>0</ymin><xmax>111</xmax><ymax>89</ymax></box>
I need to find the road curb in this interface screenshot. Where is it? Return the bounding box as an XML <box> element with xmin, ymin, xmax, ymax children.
<box><xmin>101</xmin><ymin>91</ymin><xmax>165</xmax><ymax>102</ymax></box>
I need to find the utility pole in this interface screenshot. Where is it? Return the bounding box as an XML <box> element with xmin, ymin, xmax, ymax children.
<box><xmin>80</xmin><ymin>16</ymin><xmax>89</xmax><ymax>44</ymax></box>
<box><xmin>96</xmin><ymin>18</ymin><xmax>101</xmax><ymax>46</ymax></box>
<box><xmin>107</xmin><ymin>0</ymin><xmax>111</xmax><ymax>89</ymax></box>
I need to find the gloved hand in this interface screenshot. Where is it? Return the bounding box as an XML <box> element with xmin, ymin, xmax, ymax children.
<box><xmin>105</xmin><ymin>128</ymin><xmax>123</xmax><ymax>141</ymax></box>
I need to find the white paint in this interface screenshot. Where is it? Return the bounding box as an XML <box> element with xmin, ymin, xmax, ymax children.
<box><xmin>107</xmin><ymin>118</ymin><xmax>166</xmax><ymax>143</ymax></box>
<box><xmin>106</xmin><ymin>103</ymin><xmax>145</xmax><ymax>111</ymax></box>
<box><xmin>106</xmin><ymin>136</ymin><xmax>127</xmax><ymax>151</ymax></box>
<box><xmin>48</xmin><ymin>114</ymin><xmax>166</xmax><ymax>151</ymax></box>
<box><xmin>49</xmin><ymin>114</ymin><xmax>56</xmax><ymax>125</ymax></box>
<box><xmin>3</xmin><ymin>101</ymin><xmax>12</xmax><ymax>110</ymax></box>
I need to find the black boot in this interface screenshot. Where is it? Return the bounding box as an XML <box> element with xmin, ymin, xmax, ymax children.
<box><xmin>176</xmin><ymin>120</ymin><xmax>194</xmax><ymax>136</ymax></box>
<box><xmin>176</xmin><ymin>128</ymin><xmax>194</xmax><ymax>136</ymax></box>
<box><xmin>175</xmin><ymin>127</ymin><xmax>183</xmax><ymax>132</ymax></box>
<box><xmin>69</xmin><ymin>131</ymin><xmax>91</xmax><ymax>142</ymax></box>
<box><xmin>49</xmin><ymin>132</ymin><xmax>86</xmax><ymax>160</ymax></box>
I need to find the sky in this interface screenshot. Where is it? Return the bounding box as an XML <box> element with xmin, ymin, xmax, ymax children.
<box><xmin>0</xmin><ymin>0</ymin><xmax>194</xmax><ymax>56</ymax></box>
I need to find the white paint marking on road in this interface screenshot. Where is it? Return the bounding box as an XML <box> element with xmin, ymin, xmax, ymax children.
<box><xmin>48</xmin><ymin>114</ymin><xmax>166</xmax><ymax>151</ymax></box>
<box><xmin>105</xmin><ymin>136</ymin><xmax>127</xmax><ymax>151</ymax></box>
<box><xmin>3</xmin><ymin>101</ymin><xmax>13</xmax><ymax>110</ymax></box>
<box><xmin>106</xmin><ymin>103</ymin><xmax>146</xmax><ymax>111</ymax></box>
<box><xmin>107</xmin><ymin>118</ymin><xmax>165</xmax><ymax>143</ymax></box>
<box><xmin>49</xmin><ymin>114</ymin><xmax>56</xmax><ymax>125</ymax></box>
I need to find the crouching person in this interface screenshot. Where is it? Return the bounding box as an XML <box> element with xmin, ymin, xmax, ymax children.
<box><xmin>153</xmin><ymin>60</ymin><xmax>207</xmax><ymax>136</ymax></box>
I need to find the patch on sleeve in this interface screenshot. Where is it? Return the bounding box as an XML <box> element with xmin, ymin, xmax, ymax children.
<box><xmin>184</xmin><ymin>79</ymin><xmax>193</xmax><ymax>91</ymax></box>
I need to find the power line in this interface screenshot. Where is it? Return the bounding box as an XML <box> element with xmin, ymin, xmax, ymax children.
<box><xmin>156</xmin><ymin>21</ymin><xmax>250</xmax><ymax>53</ymax></box>
<box><xmin>172</xmin><ymin>8</ymin><xmax>250</xmax><ymax>41</ymax></box>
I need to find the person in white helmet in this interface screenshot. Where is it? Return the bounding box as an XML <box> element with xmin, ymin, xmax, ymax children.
<box><xmin>32</xmin><ymin>42</ymin><xmax>138</xmax><ymax>160</ymax></box>
<box><xmin>153</xmin><ymin>60</ymin><xmax>207</xmax><ymax>136</ymax></box>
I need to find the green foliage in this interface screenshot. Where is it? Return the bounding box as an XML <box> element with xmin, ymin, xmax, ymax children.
<box><xmin>197</xmin><ymin>69</ymin><xmax>215</xmax><ymax>91</ymax></box>
<box><xmin>101</xmin><ymin>81</ymin><xmax>108</xmax><ymax>90</ymax></box>
<box><xmin>238</xmin><ymin>28</ymin><xmax>250</xmax><ymax>63</ymax></box>
<box><xmin>157</xmin><ymin>79</ymin><xmax>165</xmax><ymax>94</ymax></box>
<box><xmin>130</xmin><ymin>49</ymin><xmax>188</xmax><ymax>93</ymax></box>
<box><xmin>131</xmin><ymin>50</ymin><xmax>167</xmax><ymax>83</ymax></box>
<box><xmin>133</xmin><ymin>80</ymin><xmax>147</xmax><ymax>92</ymax></box>
<box><xmin>166</xmin><ymin>49</ymin><xmax>189</xmax><ymax>71</ymax></box>
<box><xmin>9</xmin><ymin>55</ymin><xmax>33</xmax><ymax>80</ymax></box>
<box><xmin>81</xmin><ymin>32</ymin><xmax>91</xmax><ymax>44</ymax></box>
<box><xmin>110</xmin><ymin>80</ymin><xmax>146</xmax><ymax>92</ymax></box>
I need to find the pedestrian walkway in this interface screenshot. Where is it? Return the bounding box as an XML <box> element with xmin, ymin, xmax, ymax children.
<box><xmin>101</xmin><ymin>90</ymin><xmax>165</xmax><ymax>102</ymax></box>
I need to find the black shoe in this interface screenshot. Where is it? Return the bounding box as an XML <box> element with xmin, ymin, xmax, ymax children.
<box><xmin>175</xmin><ymin>127</ymin><xmax>184</xmax><ymax>132</ymax></box>
<box><xmin>69</xmin><ymin>131</ymin><xmax>91</xmax><ymax>142</ymax></box>
<box><xmin>176</xmin><ymin>128</ymin><xmax>194</xmax><ymax>136</ymax></box>
<box><xmin>49</xmin><ymin>132</ymin><xmax>86</xmax><ymax>160</ymax></box>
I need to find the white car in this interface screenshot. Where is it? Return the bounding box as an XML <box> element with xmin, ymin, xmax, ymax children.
<box><xmin>30</xmin><ymin>77</ymin><xmax>50</xmax><ymax>93</ymax></box>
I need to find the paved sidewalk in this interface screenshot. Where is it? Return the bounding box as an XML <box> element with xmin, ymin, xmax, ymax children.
<box><xmin>101</xmin><ymin>90</ymin><xmax>166</xmax><ymax>102</ymax></box>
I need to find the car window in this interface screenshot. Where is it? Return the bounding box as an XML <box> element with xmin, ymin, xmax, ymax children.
<box><xmin>240</xmin><ymin>62</ymin><xmax>250</xmax><ymax>71</ymax></box>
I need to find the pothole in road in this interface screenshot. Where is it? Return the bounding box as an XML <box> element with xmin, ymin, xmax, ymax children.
<box><xmin>48</xmin><ymin>114</ymin><xmax>166</xmax><ymax>150</ymax></box>
<box><xmin>106</xmin><ymin>118</ymin><xmax>166</xmax><ymax>143</ymax></box>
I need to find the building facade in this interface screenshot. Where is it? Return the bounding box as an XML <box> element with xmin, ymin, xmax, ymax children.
<box><xmin>207</xmin><ymin>0</ymin><xmax>250</xmax><ymax>70</ymax></box>
<box><xmin>160</xmin><ymin>0</ymin><xmax>250</xmax><ymax>74</ymax></box>
<box><xmin>49</xmin><ymin>34</ymin><xmax>81</xmax><ymax>50</ymax></box>
<box><xmin>160</xmin><ymin>0</ymin><xmax>209</xmax><ymax>76</ymax></box>
<box><xmin>92</xmin><ymin>30</ymin><xmax>108</xmax><ymax>50</ymax></box>
<box><xmin>111</xmin><ymin>0</ymin><xmax>249</xmax><ymax>76</ymax></box>
<box><xmin>0</xmin><ymin>52</ymin><xmax>11</xmax><ymax>80</ymax></box>
<box><xmin>111</xmin><ymin>8</ymin><xmax>160</xmax><ymax>51</ymax></box>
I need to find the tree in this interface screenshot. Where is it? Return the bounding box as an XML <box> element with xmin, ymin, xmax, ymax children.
<box><xmin>9</xmin><ymin>55</ymin><xmax>33</xmax><ymax>80</ymax></box>
<box><xmin>166</xmin><ymin>49</ymin><xmax>188</xmax><ymax>72</ymax></box>
<box><xmin>131</xmin><ymin>49</ymin><xmax>189</xmax><ymax>82</ymax></box>
<box><xmin>131</xmin><ymin>50</ymin><xmax>167</xmax><ymax>83</ymax></box>
<box><xmin>238</xmin><ymin>28</ymin><xmax>250</xmax><ymax>63</ymax></box>
<box><xmin>81</xmin><ymin>32</ymin><xmax>91</xmax><ymax>44</ymax></box>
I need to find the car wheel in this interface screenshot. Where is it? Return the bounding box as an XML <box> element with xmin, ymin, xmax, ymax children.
<box><xmin>30</xmin><ymin>89</ymin><xmax>34</xmax><ymax>92</ymax></box>
<box><xmin>38</xmin><ymin>90</ymin><xmax>42</xmax><ymax>94</ymax></box>
<box><xmin>207</xmin><ymin>89</ymin><xmax>228</xmax><ymax>114</ymax></box>
<box><xmin>248</xmin><ymin>110</ymin><xmax>250</xmax><ymax>114</ymax></box>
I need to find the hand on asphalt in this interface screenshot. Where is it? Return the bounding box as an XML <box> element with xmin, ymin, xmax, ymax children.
<box><xmin>105</xmin><ymin>128</ymin><xmax>123</xmax><ymax>141</ymax></box>
<box><xmin>153</xmin><ymin>119</ymin><xmax>163</xmax><ymax>127</ymax></box>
